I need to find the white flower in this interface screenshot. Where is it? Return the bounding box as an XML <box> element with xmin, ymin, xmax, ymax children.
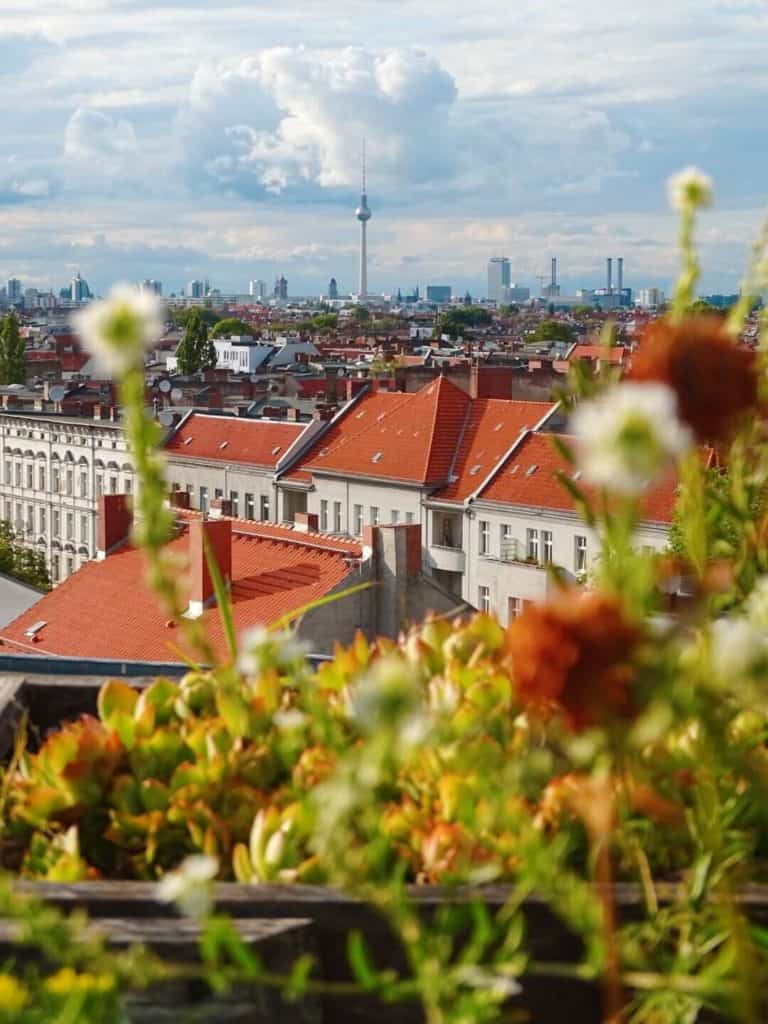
<box><xmin>456</xmin><ymin>965</ymin><xmax>522</xmax><ymax>999</ymax></box>
<box><xmin>273</xmin><ymin>708</ymin><xmax>308</xmax><ymax>731</ymax></box>
<box><xmin>667</xmin><ymin>166</ymin><xmax>713</xmax><ymax>212</ymax></box>
<box><xmin>156</xmin><ymin>854</ymin><xmax>218</xmax><ymax>920</ymax></box>
<box><xmin>73</xmin><ymin>284</ymin><xmax>164</xmax><ymax>377</ymax></box>
<box><xmin>710</xmin><ymin>617</ymin><xmax>766</xmax><ymax>682</ymax></box>
<box><xmin>237</xmin><ymin>626</ymin><xmax>309</xmax><ymax>676</ymax></box>
<box><xmin>570</xmin><ymin>382</ymin><xmax>692</xmax><ymax>495</ymax></box>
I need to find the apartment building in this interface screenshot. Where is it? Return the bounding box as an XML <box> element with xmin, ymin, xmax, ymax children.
<box><xmin>0</xmin><ymin>411</ymin><xmax>134</xmax><ymax>583</ymax></box>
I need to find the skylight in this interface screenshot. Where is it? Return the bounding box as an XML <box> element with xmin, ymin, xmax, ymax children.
<box><xmin>572</xmin><ymin>470</ymin><xmax>583</xmax><ymax>481</ymax></box>
<box><xmin>24</xmin><ymin>621</ymin><xmax>46</xmax><ymax>638</ymax></box>
<box><xmin>494</xmin><ymin>422</ymin><xmax>504</xmax><ymax>432</ymax></box>
<box><xmin>183</xmin><ymin>437</ymin><xmax>193</xmax><ymax>446</ymax></box>
<box><xmin>510</xmin><ymin>465</ymin><xmax>519</xmax><ymax>475</ymax></box>
<box><xmin>525</xmin><ymin>464</ymin><xmax>538</xmax><ymax>477</ymax></box>
<box><xmin>372</xmin><ymin>452</ymin><xmax>383</xmax><ymax>463</ymax></box>
<box><xmin>470</xmin><ymin>464</ymin><xmax>482</xmax><ymax>475</ymax></box>
<box><xmin>272</xmin><ymin>446</ymin><xmax>281</xmax><ymax>455</ymax></box>
<box><xmin>219</xmin><ymin>441</ymin><xmax>228</xmax><ymax>450</ymax></box>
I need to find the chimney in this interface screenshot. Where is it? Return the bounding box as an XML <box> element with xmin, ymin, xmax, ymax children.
<box><xmin>97</xmin><ymin>494</ymin><xmax>132</xmax><ymax>559</ymax></box>
<box><xmin>187</xmin><ymin>518</ymin><xmax>232</xmax><ymax>618</ymax></box>
<box><xmin>617</xmin><ymin>257</ymin><xmax>624</xmax><ymax>295</ymax></box>
<box><xmin>365</xmin><ymin>523</ymin><xmax>422</xmax><ymax>638</ymax></box>
<box><xmin>169</xmin><ymin>489</ymin><xmax>191</xmax><ymax>510</ymax></box>
<box><xmin>606</xmin><ymin>258</ymin><xmax>613</xmax><ymax>294</ymax></box>
<box><xmin>294</xmin><ymin>512</ymin><xmax>319</xmax><ymax>534</ymax></box>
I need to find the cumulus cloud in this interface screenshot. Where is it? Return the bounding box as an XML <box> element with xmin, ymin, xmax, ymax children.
<box><xmin>175</xmin><ymin>45</ymin><xmax>631</xmax><ymax>209</ymax></box>
<box><xmin>65</xmin><ymin>108</ymin><xmax>138</xmax><ymax>163</ymax></box>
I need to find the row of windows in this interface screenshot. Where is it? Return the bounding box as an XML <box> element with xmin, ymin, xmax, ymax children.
<box><xmin>174</xmin><ymin>484</ymin><xmax>271</xmax><ymax>521</ymax></box>
<box><xmin>3</xmin><ymin>429</ymin><xmax>121</xmax><ymax>449</ymax></box>
<box><xmin>478</xmin><ymin>521</ymin><xmax>588</xmax><ymax>574</ymax></box>
<box><xmin>3</xmin><ymin>461</ymin><xmax>131</xmax><ymax>498</ymax></box>
<box><xmin>4</xmin><ymin>501</ymin><xmax>92</xmax><ymax>544</ymax></box>
<box><xmin>476</xmin><ymin>590</ymin><xmax>533</xmax><ymax>621</ymax></box>
<box><xmin>321</xmin><ymin>501</ymin><xmax>416</xmax><ymax>536</ymax></box>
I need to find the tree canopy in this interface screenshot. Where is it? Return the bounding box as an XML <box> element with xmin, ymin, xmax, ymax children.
<box><xmin>351</xmin><ymin>305</ymin><xmax>371</xmax><ymax>322</ymax></box>
<box><xmin>531</xmin><ymin>320</ymin><xmax>575</xmax><ymax>344</ymax></box>
<box><xmin>0</xmin><ymin>521</ymin><xmax>50</xmax><ymax>589</ymax></box>
<box><xmin>210</xmin><ymin>317</ymin><xmax>255</xmax><ymax>339</ymax></box>
<box><xmin>175</xmin><ymin>309</ymin><xmax>217</xmax><ymax>375</ymax></box>
<box><xmin>434</xmin><ymin>305</ymin><xmax>492</xmax><ymax>340</ymax></box>
<box><xmin>0</xmin><ymin>315</ymin><xmax>26</xmax><ymax>385</ymax></box>
<box><xmin>173</xmin><ymin>308</ymin><xmax>219</xmax><ymax>329</ymax></box>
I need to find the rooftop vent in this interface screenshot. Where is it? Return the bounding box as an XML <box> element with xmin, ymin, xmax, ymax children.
<box><xmin>272</xmin><ymin>445</ymin><xmax>281</xmax><ymax>455</ymax></box>
<box><xmin>510</xmin><ymin>465</ymin><xmax>519</xmax><ymax>475</ymax></box>
<box><xmin>525</xmin><ymin>464</ymin><xmax>538</xmax><ymax>477</ymax></box>
<box><xmin>183</xmin><ymin>437</ymin><xmax>193</xmax><ymax>446</ymax></box>
<box><xmin>24</xmin><ymin>620</ymin><xmax>46</xmax><ymax>639</ymax></box>
<box><xmin>219</xmin><ymin>441</ymin><xmax>228</xmax><ymax>450</ymax></box>
<box><xmin>355</xmin><ymin>410</ymin><xmax>366</xmax><ymax>419</ymax></box>
<box><xmin>572</xmin><ymin>470</ymin><xmax>583</xmax><ymax>481</ymax></box>
<box><xmin>469</xmin><ymin>464</ymin><xmax>482</xmax><ymax>476</ymax></box>
<box><xmin>494</xmin><ymin>422</ymin><xmax>504</xmax><ymax>432</ymax></box>
<box><xmin>372</xmin><ymin>452</ymin><xmax>383</xmax><ymax>463</ymax></box>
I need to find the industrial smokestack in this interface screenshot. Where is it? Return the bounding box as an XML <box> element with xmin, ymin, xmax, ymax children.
<box><xmin>551</xmin><ymin>257</ymin><xmax>557</xmax><ymax>288</ymax></box>
<box><xmin>606</xmin><ymin>257</ymin><xmax>613</xmax><ymax>294</ymax></box>
<box><xmin>617</xmin><ymin>257</ymin><xmax>623</xmax><ymax>295</ymax></box>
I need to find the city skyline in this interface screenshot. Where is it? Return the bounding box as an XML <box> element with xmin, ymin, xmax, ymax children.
<box><xmin>0</xmin><ymin>1</ymin><xmax>766</xmax><ymax>295</ymax></box>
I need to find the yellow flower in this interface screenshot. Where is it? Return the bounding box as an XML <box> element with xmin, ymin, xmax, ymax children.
<box><xmin>45</xmin><ymin>967</ymin><xmax>114</xmax><ymax>996</ymax></box>
<box><xmin>0</xmin><ymin>973</ymin><xmax>30</xmax><ymax>1013</ymax></box>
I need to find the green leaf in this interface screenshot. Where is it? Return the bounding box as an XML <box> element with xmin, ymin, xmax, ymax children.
<box><xmin>98</xmin><ymin>680</ymin><xmax>139</xmax><ymax>725</ymax></box>
<box><xmin>347</xmin><ymin>930</ymin><xmax>378</xmax><ymax>990</ymax></box>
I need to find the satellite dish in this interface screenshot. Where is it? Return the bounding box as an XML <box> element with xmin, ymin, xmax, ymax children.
<box><xmin>170</xmin><ymin>388</ymin><xmax>183</xmax><ymax>403</ymax></box>
<box><xmin>49</xmin><ymin>385</ymin><xmax>66</xmax><ymax>402</ymax></box>
<box><xmin>159</xmin><ymin>410</ymin><xmax>175</xmax><ymax>427</ymax></box>
<box><xmin>159</xmin><ymin>379</ymin><xmax>172</xmax><ymax>394</ymax></box>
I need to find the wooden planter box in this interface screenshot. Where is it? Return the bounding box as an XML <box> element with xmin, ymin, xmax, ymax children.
<box><xmin>1</xmin><ymin>668</ymin><xmax>761</xmax><ymax>1022</ymax></box>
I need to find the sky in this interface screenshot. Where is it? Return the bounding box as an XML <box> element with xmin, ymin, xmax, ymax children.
<box><xmin>1</xmin><ymin>0</ymin><xmax>767</xmax><ymax>298</ymax></box>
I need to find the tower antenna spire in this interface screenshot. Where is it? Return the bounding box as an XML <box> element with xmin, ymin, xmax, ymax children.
<box><xmin>355</xmin><ymin>137</ymin><xmax>372</xmax><ymax>299</ymax></box>
<box><xmin>362</xmin><ymin>138</ymin><xmax>367</xmax><ymax>194</ymax></box>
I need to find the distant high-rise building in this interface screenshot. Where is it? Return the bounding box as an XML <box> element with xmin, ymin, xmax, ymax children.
<box><xmin>500</xmin><ymin>284</ymin><xmax>530</xmax><ymax>304</ymax></box>
<box><xmin>541</xmin><ymin>258</ymin><xmax>560</xmax><ymax>299</ymax></box>
<box><xmin>426</xmin><ymin>285</ymin><xmax>452</xmax><ymax>303</ymax></box>
<box><xmin>6</xmin><ymin>278</ymin><xmax>21</xmax><ymax>304</ymax></box>
<box><xmin>636</xmin><ymin>288</ymin><xmax>666</xmax><ymax>309</ymax></box>
<box><xmin>140</xmin><ymin>279</ymin><xmax>162</xmax><ymax>295</ymax></box>
<box><xmin>273</xmin><ymin>276</ymin><xmax>288</xmax><ymax>301</ymax></box>
<box><xmin>487</xmin><ymin>257</ymin><xmax>511</xmax><ymax>302</ymax></box>
<box><xmin>70</xmin><ymin>272</ymin><xmax>91</xmax><ymax>302</ymax></box>
<box><xmin>186</xmin><ymin>279</ymin><xmax>205</xmax><ymax>299</ymax></box>
<box><xmin>249</xmin><ymin>280</ymin><xmax>266</xmax><ymax>300</ymax></box>
<box><xmin>355</xmin><ymin>141</ymin><xmax>372</xmax><ymax>298</ymax></box>
<box><xmin>328</xmin><ymin>277</ymin><xmax>339</xmax><ymax>300</ymax></box>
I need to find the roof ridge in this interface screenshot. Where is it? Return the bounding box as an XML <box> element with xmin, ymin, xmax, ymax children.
<box><xmin>423</xmin><ymin>376</ymin><xmax>470</xmax><ymax>484</ymax></box>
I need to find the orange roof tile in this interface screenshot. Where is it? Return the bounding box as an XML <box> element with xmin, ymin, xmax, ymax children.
<box><xmin>0</xmin><ymin>525</ymin><xmax>356</xmax><ymax>663</ymax></box>
<box><xmin>478</xmin><ymin>432</ymin><xmax>681</xmax><ymax>524</ymax></box>
<box><xmin>165</xmin><ymin>413</ymin><xmax>307</xmax><ymax>468</ymax></box>
<box><xmin>569</xmin><ymin>345</ymin><xmax>627</xmax><ymax>363</ymax></box>
<box><xmin>286</xmin><ymin>377</ymin><xmax>470</xmax><ymax>485</ymax></box>
<box><xmin>433</xmin><ymin>399</ymin><xmax>556</xmax><ymax>503</ymax></box>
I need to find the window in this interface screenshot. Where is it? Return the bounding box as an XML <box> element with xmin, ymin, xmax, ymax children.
<box><xmin>526</xmin><ymin>528</ymin><xmax>539</xmax><ymax>562</ymax></box>
<box><xmin>4</xmin><ymin>461</ymin><xmax>9</xmax><ymax>485</ymax></box>
<box><xmin>370</xmin><ymin>506</ymin><xmax>379</xmax><ymax>526</ymax></box>
<box><xmin>109</xmin><ymin>476</ymin><xmax>118</xmax><ymax>494</ymax></box>
<box><xmin>575</xmin><ymin>535</ymin><xmax>588</xmax><ymax>574</ymax></box>
<box><xmin>51</xmin><ymin>555</ymin><xmax>60</xmax><ymax>583</ymax></box>
<box><xmin>95</xmin><ymin>474</ymin><xmax>103</xmax><ymax>497</ymax></box>
<box><xmin>66</xmin><ymin>470</ymin><xmax>73</xmax><ymax>496</ymax></box>
<box><xmin>66</xmin><ymin>556</ymin><xmax>74</xmax><ymax>577</ymax></box>
<box><xmin>542</xmin><ymin>530</ymin><xmax>553</xmax><ymax>564</ymax></box>
<box><xmin>14</xmin><ymin>503</ymin><xmax>21</xmax><ymax>530</ymax></box>
<box><xmin>199</xmin><ymin>486</ymin><xmax>209</xmax><ymax>513</ymax></box>
<box><xmin>125</xmin><ymin>476</ymin><xmax>132</xmax><ymax>494</ymax></box>
<box><xmin>508</xmin><ymin>597</ymin><xmax>522</xmax><ymax>621</ymax></box>
<box><xmin>479</xmin><ymin>519</ymin><xmax>490</xmax><ymax>555</ymax></box>
<box><xmin>320</xmin><ymin>499</ymin><xmax>328</xmax><ymax>532</ymax></box>
<box><xmin>14</xmin><ymin>463</ymin><xmax>20</xmax><ymax>487</ymax></box>
<box><xmin>333</xmin><ymin>501</ymin><xmax>342</xmax><ymax>533</ymax></box>
<box><xmin>52</xmin><ymin>467</ymin><xmax>60</xmax><ymax>493</ymax></box>
<box><xmin>52</xmin><ymin>511</ymin><xmax>60</xmax><ymax>538</ymax></box>
<box><xmin>478</xmin><ymin>585</ymin><xmax>491</xmax><ymax>614</ymax></box>
<box><xmin>214</xmin><ymin>488</ymin><xmax>223</xmax><ymax>500</ymax></box>
<box><xmin>25</xmin><ymin>464</ymin><xmax>32</xmax><ymax>489</ymax></box>
<box><xmin>259</xmin><ymin>494</ymin><xmax>270</xmax><ymax>521</ymax></box>
<box><xmin>391</xmin><ymin>510</ymin><xmax>399</xmax><ymax>524</ymax></box>
<box><xmin>245</xmin><ymin>493</ymin><xmax>255</xmax><ymax>520</ymax></box>
<box><xmin>353</xmin><ymin>504</ymin><xmax>363</xmax><ymax>536</ymax></box>
<box><xmin>230</xmin><ymin>491</ymin><xmax>239</xmax><ymax>517</ymax></box>
<box><xmin>25</xmin><ymin>505</ymin><xmax>33</xmax><ymax>533</ymax></box>
<box><xmin>66</xmin><ymin>513</ymin><xmax>73</xmax><ymax>540</ymax></box>
<box><xmin>39</xmin><ymin>507</ymin><xmax>46</xmax><ymax>533</ymax></box>
<box><xmin>80</xmin><ymin>472</ymin><xmax>88</xmax><ymax>497</ymax></box>
<box><xmin>38</xmin><ymin>465</ymin><xmax>45</xmax><ymax>491</ymax></box>
<box><xmin>80</xmin><ymin>516</ymin><xmax>88</xmax><ymax>544</ymax></box>
<box><xmin>406</xmin><ymin>511</ymin><xmax>415</xmax><ymax>524</ymax></box>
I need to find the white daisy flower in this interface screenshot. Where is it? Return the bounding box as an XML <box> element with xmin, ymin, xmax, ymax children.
<box><xmin>156</xmin><ymin>854</ymin><xmax>218</xmax><ymax>920</ymax></box>
<box><xmin>237</xmin><ymin>626</ymin><xmax>309</xmax><ymax>676</ymax></box>
<box><xmin>73</xmin><ymin>284</ymin><xmax>164</xmax><ymax>377</ymax></box>
<box><xmin>667</xmin><ymin>166</ymin><xmax>713</xmax><ymax>213</ymax></box>
<box><xmin>570</xmin><ymin>382</ymin><xmax>692</xmax><ymax>495</ymax></box>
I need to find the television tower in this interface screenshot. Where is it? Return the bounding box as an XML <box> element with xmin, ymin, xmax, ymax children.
<box><xmin>355</xmin><ymin>140</ymin><xmax>372</xmax><ymax>299</ymax></box>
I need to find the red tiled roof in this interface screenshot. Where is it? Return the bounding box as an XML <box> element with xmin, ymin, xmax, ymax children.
<box><xmin>286</xmin><ymin>377</ymin><xmax>470</xmax><ymax>485</ymax></box>
<box><xmin>478</xmin><ymin>432</ymin><xmax>681</xmax><ymax>524</ymax></box>
<box><xmin>0</xmin><ymin>524</ymin><xmax>357</xmax><ymax>662</ymax></box>
<box><xmin>175</xmin><ymin>511</ymin><xmax>363</xmax><ymax>557</ymax></box>
<box><xmin>164</xmin><ymin>413</ymin><xmax>307</xmax><ymax>468</ymax></box>
<box><xmin>569</xmin><ymin>345</ymin><xmax>627</xmax><ymax>363</ymax></box>
<box><xmin>433</xmin><ymin>399</ymin><xmax>556</xmax><ymax>503</ymax></box>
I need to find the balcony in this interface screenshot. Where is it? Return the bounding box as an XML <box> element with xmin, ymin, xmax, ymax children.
<box><xmin>428</xmin><ymin>543</ymin><xmax>466</xmax><ymax>574</ymax></box>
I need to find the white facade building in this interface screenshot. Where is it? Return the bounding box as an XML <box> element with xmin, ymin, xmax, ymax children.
<box><xmin>0</xmin><ymin>412</ymin><xmax>134</xmax><ymax>584</ymax></box>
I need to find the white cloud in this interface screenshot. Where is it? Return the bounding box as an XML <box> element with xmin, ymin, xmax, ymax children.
<box><xmin>64</xmin><ymin>108</ymin><xmax>137</xmax><ymax>163</ymax></box>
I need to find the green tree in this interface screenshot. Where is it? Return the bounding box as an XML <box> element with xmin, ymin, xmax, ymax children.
<box><xmin>351</xmin><ymin>304</ymin><xmax>371</xmax><ymax>322</ymax></box>
<box><xmin>0</xmin><ymin>520</ymin><xmax>50</xmax><ymax>589</ymax></box>
<box><xmin>173</xmin><ymin>308</ymin><xmax>218</xmax><ymax>329</ymax></box>
<box><xmin>312</xmin><ymin>312</ymin><xmax>338</xmax><ymax>332</ymax></box>
<box><xmin>532</xmin><ymin>320</ymin><xmax>575</xmax><ymax>344</ymax></box>
<box><xmin>434</xmin><ymin>305</ymin><xmax>492</xmax><ymax>340</ymax></box>
<box><xmin>175</xmin><ymin>309</ymin><xmax>216</xmax><ymax>375</ymax></box>
<box><xmin>0</xmin><ymin>314</ymin><xmax>26</xmax><ymax>384</ymax></box>
<box><xmin>210</xmin><ymin>317</ymin><xmax>254</xmax><ymax>339</ymax></box>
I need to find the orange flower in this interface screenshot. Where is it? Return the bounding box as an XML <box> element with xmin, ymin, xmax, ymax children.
<box><xmin>505</xmin><ymin>591</ymin><xmax>640</xmax><ymax>731</ymax></box>
<box><xmin>630</xmin><ymin>317</ymin><xmax>758</xmax><ymax>442</ymax></box>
